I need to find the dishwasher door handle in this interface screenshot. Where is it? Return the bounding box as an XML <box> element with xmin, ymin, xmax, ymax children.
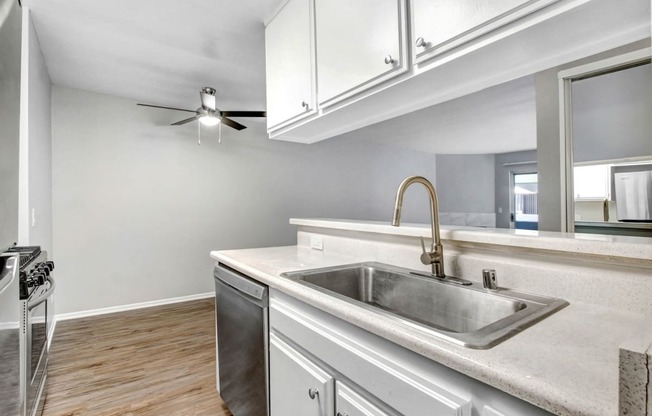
<box><xmin>214</xmin><ymin>265</ymin><xmax>268</xmax><ymax>306</ymax></box>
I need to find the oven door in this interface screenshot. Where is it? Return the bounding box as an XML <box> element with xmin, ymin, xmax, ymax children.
<box><xmin>25</xmin><ymin>276</ymin><xmax>55</xmax><ymax>416</ymax></box>
<box><xmin>0</xmin><ymin>255</ymin><xmax>21</xmax><ymax>416</ymax></box>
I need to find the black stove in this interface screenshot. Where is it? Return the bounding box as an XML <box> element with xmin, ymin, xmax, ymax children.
<box><xmin>5</xmin><ymin>246</ymin><xmax>54</xmax><ymax>300</ymax></box>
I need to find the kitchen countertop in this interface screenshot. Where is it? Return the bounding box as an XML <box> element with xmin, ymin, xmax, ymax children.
<box><xmin>211</xmin><ymin>245</ymin><xmax>646</xmax><ymax>416</ymax></box>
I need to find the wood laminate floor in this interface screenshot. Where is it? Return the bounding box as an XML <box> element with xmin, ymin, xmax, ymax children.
<box><xmin>43</xmin><ymin>298</ymin><xmax>232</xmax><ymax>416</ymax></box>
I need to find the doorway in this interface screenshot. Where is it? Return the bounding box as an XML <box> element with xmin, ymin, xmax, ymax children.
<box><xmin>510</xmin><ymin>172</ymin><xmax>539</xmax><ymax>230</ymax></box>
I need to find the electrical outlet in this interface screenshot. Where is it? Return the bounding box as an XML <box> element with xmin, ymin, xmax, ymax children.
<box><xmin>310</xmin><ymin>235</ymin><xmax>324</xmax><ymax>251</ymax></box>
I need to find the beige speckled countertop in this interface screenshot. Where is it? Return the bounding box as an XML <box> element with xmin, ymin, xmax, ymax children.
<box><xmin>211</xmin><ymin>245</ymin><xmax>646</xmax><ymax>416</ymax></box>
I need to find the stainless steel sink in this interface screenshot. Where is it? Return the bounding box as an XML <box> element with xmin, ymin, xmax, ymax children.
<box><xmin>281</xmin><ymin>262</ymin><xmax>568</xmax><ymax>349</ymax></box>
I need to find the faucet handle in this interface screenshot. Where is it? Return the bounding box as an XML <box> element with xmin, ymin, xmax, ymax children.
<box><xmin>419</xmin><ymin>237</ymin><xmax>436</xmax><ymax>265</ymax></box>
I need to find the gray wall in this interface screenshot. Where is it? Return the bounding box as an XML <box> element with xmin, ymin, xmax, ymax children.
<box><xmin>494</xmin><ymin>150</ymin><xmax>537</xmax><ymax>229</ymax></box>
<box><xmin>435</xmin><ymin>154</ymin><xmax>495</xmax><ymax>213</ymax></box>
<box><xmin>52</xmin><ymin>86</ymin><xmax>437</xmax><ymax>314</ymax></box>
<box><xmin>535</xmin><ymin>39</ymin><xmax>651</xmax><ymax>232</ymax></box>
<box><xmin>20</xmin><ymin>11</ymin><xmax>53</xmax><ymax>253</ymax></box>
<box><xmin>0</xmin><ymin>0</ymin><xmax>22</xmax><ymax>251</ymax></box>
<box><xmin>572</xmin><ymin>63</ymin><xmax>652</xmax><ymax>163</ymax></box>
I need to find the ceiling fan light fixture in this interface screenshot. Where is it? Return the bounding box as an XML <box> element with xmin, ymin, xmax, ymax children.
<box><xmin>199</xmin><ymin>114</ymin><xmax>221</xmax><ymax>126</ymax></box>
<box><xmin>138</xmin><ymin>86</ymin><xmax>265</xmax><ymax>132</ymax></box>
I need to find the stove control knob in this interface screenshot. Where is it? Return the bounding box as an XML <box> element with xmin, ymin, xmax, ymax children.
<box><xmin>44</xmin><ymin>261</ymin><xmax>54</xmax><ymax>271</ymax></box>
<box><xmin>35</xmin><ymin>273</ymin><xmax>46</xmax><ymax>285</ymax></box>
<box><xmin>29</xmin><ymin>273</ymin><xmax>43</xmax><ymax>285</ymax></box>
<box><xmin>37</xmin><ymin>267</ymin><xmax>50</xmax><ymax>277</ymax></box>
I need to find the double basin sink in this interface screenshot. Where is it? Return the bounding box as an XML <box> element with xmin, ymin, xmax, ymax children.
<box><xmin>281</xmin><ymin>262</ymin><xmax>568</xmax><ymax>349</ymax></box>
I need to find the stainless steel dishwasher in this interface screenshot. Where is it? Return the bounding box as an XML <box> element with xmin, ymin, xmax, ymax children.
<box><xmin>214</xmin><ymin>263</ymin><xmax>269</xmax><ymax>416</ymax></box>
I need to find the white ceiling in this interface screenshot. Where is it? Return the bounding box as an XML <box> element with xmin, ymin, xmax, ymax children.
<box><xmin>24</xmin><ymin>0</ymin><xmax>280</xmax><ymax>112</ymax></box>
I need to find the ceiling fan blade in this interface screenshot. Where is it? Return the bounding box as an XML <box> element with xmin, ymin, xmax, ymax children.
<box><xmin>137</xmin><ymin>103</ymin><xmax>197</xmax><ymax>113</ymax></box>
<box><xmin>221</xmin><ymin>117</ymin><xmax>247</xmax><ymax>131</ymax></box>
<box><xmin>220</xmin><ymin>111</ymin><xmax>266</xmax><ymax>118</ymax></box>
<box><xmin>200</xmin><ymin>88</ymin><xmax>217</xmax><ymax>111</ymax></box>
<box><xmin>171</xmin><ymin>116</ymin><xmax>199</xmax><ymax>126</ymax></box>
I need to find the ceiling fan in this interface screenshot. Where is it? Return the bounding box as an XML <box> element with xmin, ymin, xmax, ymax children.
<box><xmin>137</xmin><ymin>87</ymin><xmax>266</xmax><ymax>143</ymax></box>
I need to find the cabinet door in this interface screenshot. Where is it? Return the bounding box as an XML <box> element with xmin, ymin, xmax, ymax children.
<box><xmin>265</xmin><ymin>0</ymin><xmax>315</xmax><ymax>129</ymax></box>
<box><xmin>270</xmin><ymin>334</ymin><xmax>334</xmax><ymax>416</ymax></box>
<box><xmin>483</xmin><ymin>405</ymin><xmax>507</xmax><ymax>416</ymax></box>
<box><xmin>336</xmin><ymin>381</ymin><xmax>396</xmax><ymax>416</ymax></box>
<box><xmin>411</xmin><ymin>0</ymin><xmax>557</xmax><ymax>62</ymax></box>
<box><xmin>315</xmin><ymin>0</ymin><xmax>406</xmax><ymax>105</ymax></box>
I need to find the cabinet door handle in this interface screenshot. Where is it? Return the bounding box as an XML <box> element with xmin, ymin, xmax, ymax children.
<box><xmin>384</xmin><ymin>55</ymin><xmax>396</xmax><ymax>65</ymax></box>
<box><xmin>415</xmin><ymin>37</ymin><xmax>428</xmax><ymax>48</ymax></box>
<box><xmin>301</xmin><ymin>101</ymin><xmax>310</xmax><ymax>111</ymax></box>
<box><xmin>337</xmin><ymin>413</ymin><xmax>349</xmax><ymax>416</ymax></box>
<box><xmin>308</xmin><ymin>388</ymin><xmax>319</xmax><ymax>400</ymax></box>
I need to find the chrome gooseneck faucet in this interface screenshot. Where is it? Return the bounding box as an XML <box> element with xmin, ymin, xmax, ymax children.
<box><xmin>391</xmin><ymin>176</ymin><xmax>445</xmax><ymax>278</ymax></box>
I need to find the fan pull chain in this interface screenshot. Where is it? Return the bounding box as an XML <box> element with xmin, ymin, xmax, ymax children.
<box><xmin>197</xmin><ymin>122</ymin><xmax>201</xmax><ymax>145</ymax></box>
<box><xmin>218</xmin><ymin>123</ymin><xmax>222</xmax><ymax>144</ymax></box>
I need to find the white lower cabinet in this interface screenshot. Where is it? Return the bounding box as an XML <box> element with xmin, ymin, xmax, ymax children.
<box><xmin>269</xmin><ymin>293</ymin><xmax>472</xmax><ymax>416</ymax></box>
<box><xmin>269</xmin><ymin>289</ymin><xmax>555</xmax><ymax>416</ymax></box>
<box><xmin>336</xmin><ymin>382</ymin><xmax>396</xmax><ymax>416</ymax></box>
<box><xmin>270</xmin><ymin>333</ymin><xmax>334</xmax><ymax>416</ymax></box>
<box><xmin>483</xmin><ymin>405</ymin><xmax>508</xmax><ymax>416</ymax></box>
<box><xmin>270</xmin><ymin>332</ymin><xmax>398</xmax><ymax>416</ymax></box>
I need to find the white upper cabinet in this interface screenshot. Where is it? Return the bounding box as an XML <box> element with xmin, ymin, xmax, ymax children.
<box><xmin>264</xmin><ymin>0</ymin><xmax>650</xmax><ymax>143</ymax></box>
<box><xmin>411</xmin><ymin>0</ymin><xmax>559</xmax><ymax>63</ymax></box>
<box><xmin>265</xmin><ymin>0</ymin><xmax>315</xmax><ymax>129</ymax></box>
<box><xmin>315</xmin><ymin>0</ymin><xmax>407</xmax><ymax>106</ymax></box>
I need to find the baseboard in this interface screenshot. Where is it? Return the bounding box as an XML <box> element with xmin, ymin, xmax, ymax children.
<box><xmin>55</xmin><ymin>292</ymin><xmax>215</xmax><ymax>322</ymax></box>
<box><xmin>0</xmin><ymin>322</ymin><xmax>19</xmax><ymax>330</ymax></box>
